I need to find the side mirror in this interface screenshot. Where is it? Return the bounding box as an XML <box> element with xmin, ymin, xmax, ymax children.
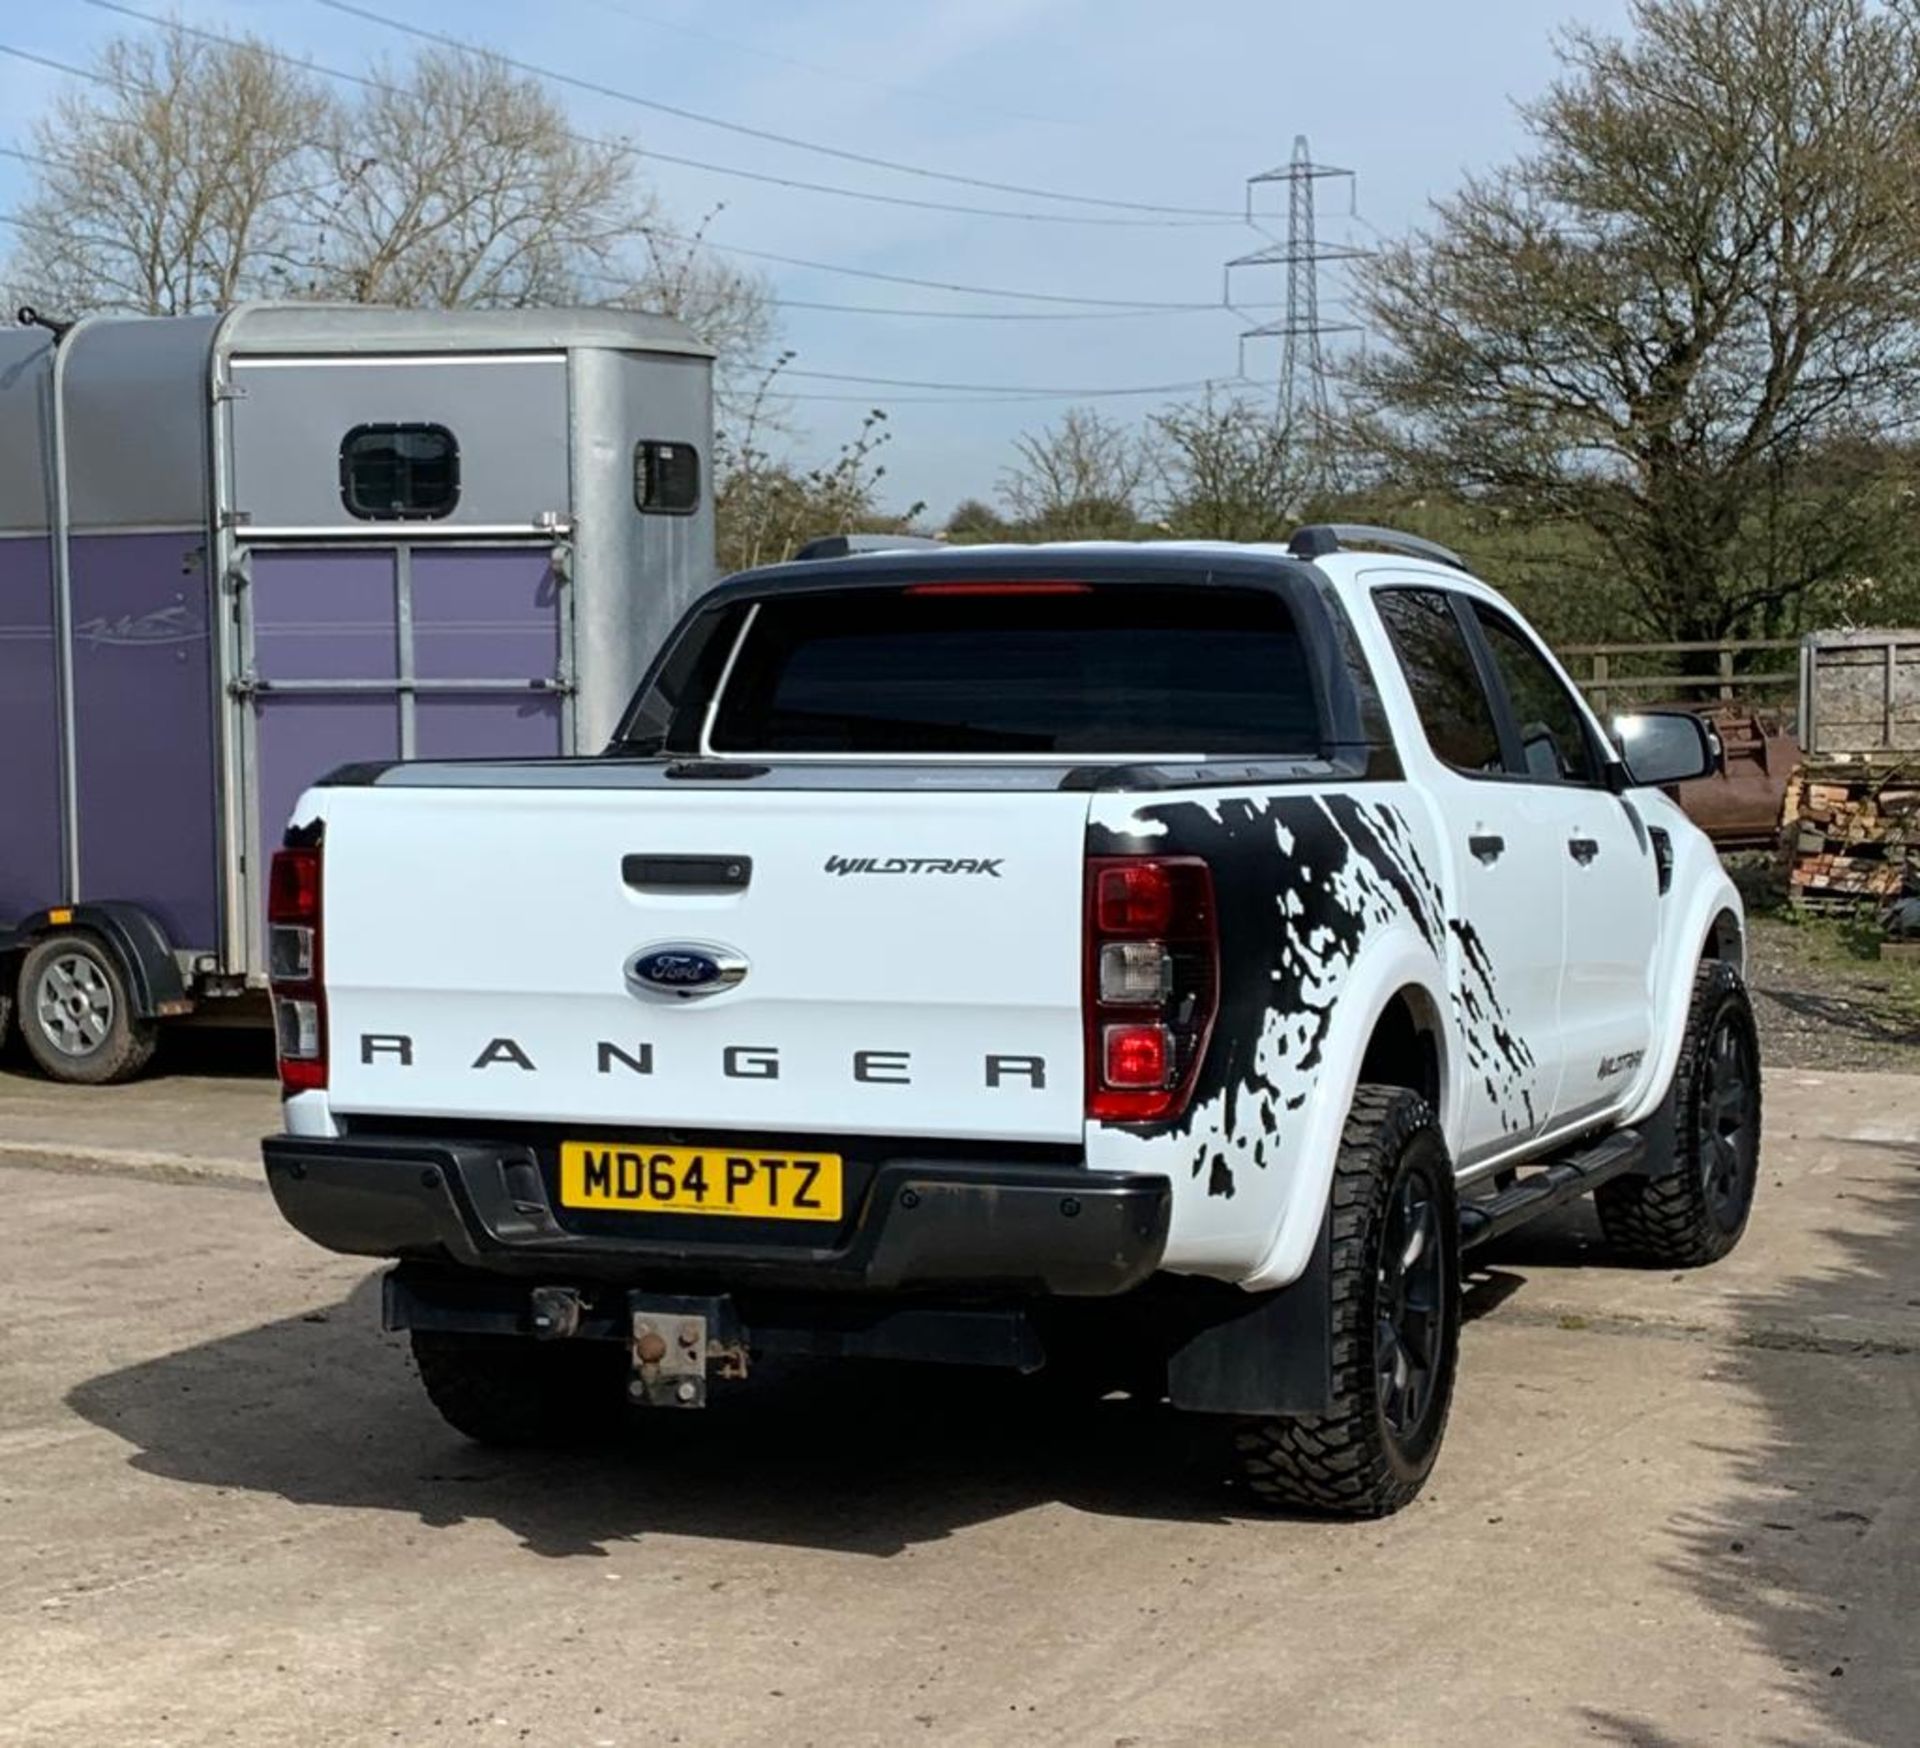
<box><xmin>1611</xmin><ymin>711</ymin><xmax>1721</xmax><ymax>788</ymax></box>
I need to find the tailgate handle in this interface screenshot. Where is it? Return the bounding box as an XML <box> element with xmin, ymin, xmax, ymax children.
<box><xmin>623</xmin><ymin>854</ymin><xmax>753</xmax><ymax>892</ymax></box>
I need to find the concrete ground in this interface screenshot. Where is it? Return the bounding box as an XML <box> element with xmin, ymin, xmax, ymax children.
<box><xmin>1</xmin><ymin>1066</ymin><xmax>1916</xmax><ymax>1746</ymax></box>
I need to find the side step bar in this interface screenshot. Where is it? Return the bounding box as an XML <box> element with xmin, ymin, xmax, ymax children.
<box><xmin>1458</xmin><ymin>1127</ymin><xmax>1646</xmax><ymax>1253</ymax></box>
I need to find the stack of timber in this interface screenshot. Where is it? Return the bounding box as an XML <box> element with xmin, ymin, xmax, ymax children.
<box><xmin>1783</xmin><ymin>761</ymin><xmax>1920</xmax><ymax>907</ymax></box>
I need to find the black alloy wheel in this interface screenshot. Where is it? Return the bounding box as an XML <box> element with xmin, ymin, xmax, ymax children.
<box><xmin>1697</xmin><ymin>1007</ymin><xmax>1759</xmax><ymax>1234</ymax></box>
<box><xmin>1376</xmin><ymin>1156</ymin><xmax>1448</xmax><ymax>1454</ymax></box>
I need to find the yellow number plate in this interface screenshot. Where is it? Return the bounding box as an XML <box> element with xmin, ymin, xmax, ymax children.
<box><xmin>558</xmin><ymin>1142</ymin><xmax>843</xmax><ymax>1222</ymax></box>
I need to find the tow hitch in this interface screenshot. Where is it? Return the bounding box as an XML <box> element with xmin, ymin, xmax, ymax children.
<box><xmin>627</xmin><ymin>1293</ymin><xmax>749</xmax><ymax>1408</ymax></box>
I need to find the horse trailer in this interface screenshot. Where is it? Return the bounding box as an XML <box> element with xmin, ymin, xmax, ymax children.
<box><xmin>0</xmin><ymin>302</ymin><xmax>715</xmax><ymax>1081</ymax></box>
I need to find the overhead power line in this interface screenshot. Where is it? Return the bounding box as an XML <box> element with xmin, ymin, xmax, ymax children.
<box><xmin>4</xmin><ymin>27</ymin><xmax>1270</xmax><ymax>336</ymax></box>
<box><xmin>581</xmin><ymin>0</ymin><xmax>1103</xmax><ymax>137</ymax></box>
<box><xmin>777</xmin><ymin>375</ymin><xmax>1254</xmax><ymax>406</ymax></box>
<box><xmin>774</xmin><ymin>367</ymin><xmax>1226</xmax><ymax>397</ymax></box>
<box><xmin>311</xmin><ymin>0</ymin><xmax>1248</xmax><ymax>220</ymax></box>
<box><xmin>74</xmin><ymin>3</ymin><xmax>1240</xmax><ymax>232</ymax></box>
<box><xmin>1</xmin><ymin>44</ymin><xmax>1246</xmax><ymax>315</ymax></box>
<box><xmin>772</xmin><ymin>296</ymin><xmax>1273</xmax><ymax>322</ymax></box>
<box><xmin>636</xmin><ymin>224</ymin><xmax>1240</xmax><ymax>309</ymax></box>
<box><xmin>0</xmin><ymin>42</ymin><xmax>91</xmax><ymax>82</ymax></box>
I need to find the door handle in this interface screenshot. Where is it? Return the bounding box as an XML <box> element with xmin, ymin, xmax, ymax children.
<box><xmin>1468</xmin><ymin>833</ymin><xmax>1505</xmax><ymax>865</ymax></box>
<box><xmin>1568</xmin><ymin>837</ymin><xmax>1600</xmax><ymax>865</ymax></box>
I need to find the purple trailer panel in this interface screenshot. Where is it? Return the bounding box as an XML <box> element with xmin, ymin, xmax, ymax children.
<box><xmin>252</xmin><ymin>548</ymin><xmax>398</xmax><ymax>681</ymax></box>
<box><xmin>69</xmin><ymin>532</ymin><xmax>219</xmax><ymax>949</ymax></box>
<box><xmin>251</xmin><ymin>549</ymin><xmax>400</xmax><ymax>893</ymax></box>
<box><xmin>412</xmin><ymin>547</ymin><xmax>563</xmax><ymax>760</ymax></box>
<box><xmin>0</xmin><ymin>535</ymin><xmax>62</xmax><ymax>924</ymax></box>
<box><xmin>247</xmin><ymin>543</ymin><xmax>562</xmax><ymax>945</ymax></box>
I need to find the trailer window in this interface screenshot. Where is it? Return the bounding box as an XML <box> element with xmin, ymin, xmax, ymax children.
<box><xmin>706</xmin><ymin>585</ymin><xmax>1321</xmax><ymax>756</ymax></box>
<box><xmin>635</xmin><ymin>440</ymin><xmax>700</xmax><ymax>514</ymax></box>
<box><xmin>339</xmin><ymin>424</ymin><xmax>460</xmax><ymax>520</ymax></box>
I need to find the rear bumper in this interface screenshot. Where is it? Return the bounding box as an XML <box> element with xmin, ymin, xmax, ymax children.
<box><xmin>261</xmin><ymin>1132</ymin><xmax>1171</xmax><ymax>1298</ymax></box>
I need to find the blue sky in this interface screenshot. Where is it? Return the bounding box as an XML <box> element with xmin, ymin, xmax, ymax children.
<box><xmin>0</xmin><ymin>0</ymin><xmax>1631</xmax><ymax>517</ymax></box>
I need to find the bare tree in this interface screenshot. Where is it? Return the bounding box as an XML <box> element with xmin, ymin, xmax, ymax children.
<box><xmin>1151</xmin><ymin>391</ymin><xmax>1307</xmax><ymax>541</ymax></box>
<box><xmin>998</xmin><ymin>407</ymin><xmax>1149</xmax><ymax>539</ymax></box>
<box><xmin>1346</xmin><ymin>0</ymin><xmax>1920</xmax><ymax>646</ymax></box>
<box><xmin>6</xmin><ymin>22</ymin><xmax>780</xmax><ymax>395</ymax></box>
<box><xmin>315</xmin><ymin>49</ymin><xmax>640</xmax><ymax>309</ymax></box>
<box><xmin>615</xmin><ymin>212</ymin><xmax>778</xmax><ymax>411</ymax></box>
<box><xmin>714</xmin><ymin>359</ymin><xmax>926</xmax><ymax>573</ymax></box>
<box><xmin>9</xmin><ymin>24</ymin><xmax>332</xmax><ymax>315</ymax></box>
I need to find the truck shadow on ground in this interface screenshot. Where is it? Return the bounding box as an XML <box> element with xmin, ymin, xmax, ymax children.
<box><xmin>62</xmin><ymin>1149</ymin><xmax>1920</xmax><ymax>1748</ymax></box>
<box><xmin>59</xmin><ymin>1210</ymin><xmax>1718</xmax><ymax>1564</ymax></box>
<box><xmin>1639</xmin><ymin>1141</ymin><xmax>1920</xmax><ymax>1747</ymax></box>
<box><xmin>65</xmin><ymin>1273</ymin><xmax>1252</xmax><ymax>1559</ymax></box>
<box><xmin>1486</xmin><ymin>1145</ymin><xmax>1920</xmax><ymax>1744</ymax></box>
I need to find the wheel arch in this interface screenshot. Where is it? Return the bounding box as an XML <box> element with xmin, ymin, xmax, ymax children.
<box><xmin>1704</xmin><ymin>905</ymin><xmax>1745</xmax><ymax>972</ymax></box>
<box><xmin>8</xmin><ymin>902</ymin><xmax>189</xmax><ymax>1020</ymax></box>
<box><xmin>1356</xmin><ymin>982</ymin><xmax>1448</xmax><ymax>1118</ymax></box>
<box><xmin>1624</xmin><ymin>867</ymin><xmax>1746</xmax><ymax>1131</ymax></box>
<box><xmin>1241</xmin><ymin>938</ymin><xmax>1453</xmax><ymax>1292</ymax></box>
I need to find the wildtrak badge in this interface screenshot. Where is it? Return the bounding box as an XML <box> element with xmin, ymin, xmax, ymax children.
<box><xmin>824</xmin><ymin>856</ymin><xmax>1003</xmax><ymax>877</ymax></box>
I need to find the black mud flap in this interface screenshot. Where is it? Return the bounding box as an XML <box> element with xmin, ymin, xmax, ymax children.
<box><xmin>1164</xmin><ymin>1206</ymin><xmax>1333</xmax><ymax>1417</ymax></box>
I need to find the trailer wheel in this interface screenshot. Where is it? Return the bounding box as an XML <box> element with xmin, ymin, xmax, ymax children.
<box><xmin>18</xmin><ymin>934</ymin><xmax>158</xmax><ymax>1085</ymax></box>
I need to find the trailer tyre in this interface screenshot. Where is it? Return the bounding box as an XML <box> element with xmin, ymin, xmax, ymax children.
<box><xmin>1596</xmin><ymin>960</ymin><xmax>1761</xmax><ymax>1267</ymax></box>
<box><xmin>1227</xmin><ymin>1086</ymin><xmax>1460</xmax><ymax>1518</ymax></box>
<box><xmin>411</xmin><ymin>1330</ymin><xmax>629</xmax><ymax>1447</ymax></box>
<box><xmin>18</xmin><ymin>934</ymin><xmax>157</xmax><ymax>1085</ymax></box>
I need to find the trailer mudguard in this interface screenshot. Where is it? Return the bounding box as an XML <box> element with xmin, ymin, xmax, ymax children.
<box><xmin>10</xmin><ymin>902</ymin><xmax>189</xmax><ymax>1018</ymax></box>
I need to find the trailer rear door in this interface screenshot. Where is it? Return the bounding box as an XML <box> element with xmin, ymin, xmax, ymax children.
<box><xmin>243</xmin><ymin>541</ymin><xmax>569</xmax><ymax>964</ymax></box>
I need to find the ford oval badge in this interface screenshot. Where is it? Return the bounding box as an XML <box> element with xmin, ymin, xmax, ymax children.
<box><xmin>627</xmin><ymin>942</ymin><xmax>749</xmax><ymax>1000</ymax></box>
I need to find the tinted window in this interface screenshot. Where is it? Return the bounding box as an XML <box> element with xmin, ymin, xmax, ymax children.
<box><xmin>340</xmin><ymin>424</ymin><xmax>459</xmax><ymax>520</ymax></box>
<box><xmin>1473</xmin><ymin>604</ymin><xmax>1600</xmax><ymax>784</ymax></box>
<box><xmin>1373</xmin><ymin>588</ymin><xmax>1503</xmax><ymax>773</ymax></box>
<box><xmin>707</xmin><ymin>585</ymin><xmax>1320</xmax><ymax>756</ymax></box>
<box><xmin>636</xmin><ymin>440</ymin><xmax>700</xmax><ymax>514</ymax></box>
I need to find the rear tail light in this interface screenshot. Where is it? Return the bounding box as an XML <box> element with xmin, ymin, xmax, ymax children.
<box><xmin>1085</xmin><ymin>855</ymin><xmax>1218</xmax><ymax>1121</ymax></box>
<box><xmin>268</xmin><ymin>841</ymin><xmax>326</xmax><ymax>1094</ymax></box>
<box><xmin>1103</xmin><ymin>1022</ymin><xmax>1172</xmax><ymax>1088</ymax></box>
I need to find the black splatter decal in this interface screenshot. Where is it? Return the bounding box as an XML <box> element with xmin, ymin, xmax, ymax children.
<box><xmin>1449</xmin><ymin>918</ymin><xmax>1537</xmax><ymax>1132</ymax></box>
<box><xmin>1089</xmin><ymin>792</ymin><xmax>1537</xmax><ymax>1196</ymax></box>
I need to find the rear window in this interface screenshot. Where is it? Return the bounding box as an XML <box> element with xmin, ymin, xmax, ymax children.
<box><xmin>705</xmin><ymin>585</ymin><xmax>1320</xmax><ymax>756</ymax></box>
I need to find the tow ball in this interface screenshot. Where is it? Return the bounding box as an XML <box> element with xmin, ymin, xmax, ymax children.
<box><xmin>626</xmin><ymin>1293</ymin><xmax>749</xmax><ymax>1409</ymax></box>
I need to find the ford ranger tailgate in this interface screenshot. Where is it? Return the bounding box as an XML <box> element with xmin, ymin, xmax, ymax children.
<box><xmin>317</xmin><ymin>783</ymin><xmax>1092</xmax><ymax>1143</ymax></box>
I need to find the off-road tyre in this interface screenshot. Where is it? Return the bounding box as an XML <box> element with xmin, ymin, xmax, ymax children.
<box><xmin>1595</xmin><ymin>959</ymin><xmax>1761</xmax><ymax>1268</ymax></box>
<box><xmin>410</xmin><ymin>1330</ymin><xmax>630</xmax><ymax>1447</ymax></box>
<box><xmin>1230</xmin><ymin>1086</ymin><xmax>1460</xmax><ymax>1517</ymax></box>
<box><xmin>17</xmin><ymin>933</ymin><xmax>158</xmax><ymax>1085</ymax></box>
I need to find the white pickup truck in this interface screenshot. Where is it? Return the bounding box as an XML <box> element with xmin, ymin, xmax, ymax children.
<box><xmin>262</xmin><ymin>526</ymin><xmax>1760</xmax><ymax>1517</ymax></box>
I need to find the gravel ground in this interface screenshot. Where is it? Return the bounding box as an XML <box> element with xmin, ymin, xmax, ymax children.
<box><xmin>5</xmin><ymin>1070</ymin><xmax>1919</xmax><ymax>1747</ymax></box>
<box><xmin>1746</xmin><ymin>909</ymin><xmax>1920</xmax><ymax>1072</ymax></box>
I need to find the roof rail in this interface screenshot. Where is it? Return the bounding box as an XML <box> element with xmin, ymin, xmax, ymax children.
<box><xmin>792</xmin><ymin>533</ymin><xmax>946</xmax><ymax>561</ymax></box>
<box><xmin>1286</xmin><ymin>523</ymin><xmax>1467</xmax><ymax>572</ymax></box>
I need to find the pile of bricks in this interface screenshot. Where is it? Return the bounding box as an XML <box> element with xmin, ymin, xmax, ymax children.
<box><xmin>1783</xmin><ymin>763</ymin><xmax>1920</xmax><ymax>907</ymax></box>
